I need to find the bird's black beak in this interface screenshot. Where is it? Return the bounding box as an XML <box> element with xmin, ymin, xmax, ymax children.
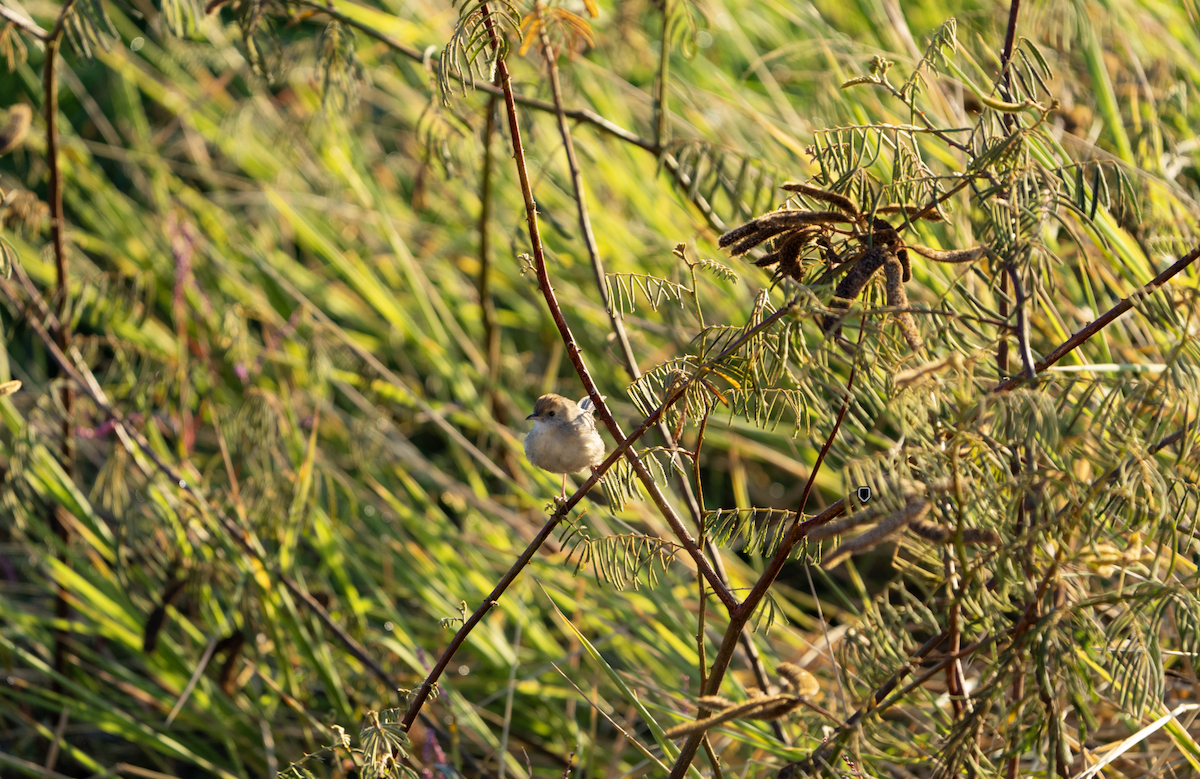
<box><xmin>526</xmin><ymin>413</ymin><xmax>538</xmax><ymax>421</ymax></box>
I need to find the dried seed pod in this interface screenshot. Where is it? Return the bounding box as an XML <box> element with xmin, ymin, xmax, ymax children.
<box><xmin>806</xmin><ymin>504</ymin><xmax>885</xmax><ymax>542</ymax></box>
<box><xmin>754</xmin><ymin>209</ymin><xmax>853</xmax><ymax>231</ymax></box>
<box><xmin>724</xmin><ymin>222</ymin><xmax>792</xmax><ymax>256</ymax></box>
<box><xmin>781</xmin><ymin>182</ymin><xmax>860</xmax><ymax>219</ymax></box>
<box><xmin>821</xmin><ymin>246</ymin><xmax>889</xmax><ymax>334</ymax></box>
<box><xmin>755</xmin><ymin>230</ymin><xmax>811</xmax><ymax>281</ymax></box>
<box><xmin>718</xmin><ymin>219</ymin><xmax>762</xmax><ymax>248</ymax></box>
<box><xmin>884</xmin><ymin>255</ymin><xmax>923</xmax><ymax>353</ymax></box>
<box><xmin>907</xmin><ymin>244</ymin><xmax>986</xmax><ymax>263</ymax></box>
<box><xmin>696</xmin><ymin>695</ymin><xmax>735</xmax><ymax>711</ymax></box>
<box><xmin>877</xmin><ymin>204</ymin><xmax>945</xmax><ymax>222</ymax></box>
<box><xmin>777</xmin><ymin>663</ymin><xmax>820</xmax><ymax>698</ymax></box>
<box><xmin>909</xmin><ymin>521</ymin><xmax>1001</xmax><ymax>545</ymax></box>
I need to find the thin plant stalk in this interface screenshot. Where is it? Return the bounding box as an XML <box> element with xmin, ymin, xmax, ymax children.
<box><xmin>42</xmin><ymin>0</ymin><xmax>76</xmax><ymax>690</ymax></box>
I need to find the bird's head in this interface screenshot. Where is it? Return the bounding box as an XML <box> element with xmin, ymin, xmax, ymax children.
<box><xmin>526</xmin><ymin>393</ymin><xmax>575</xmax><ymax>426</ymax></box>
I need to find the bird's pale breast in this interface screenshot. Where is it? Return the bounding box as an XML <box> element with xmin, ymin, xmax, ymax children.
<box><xmin>524</xmin><ymin>417</ymin><xmax>606</xmax><ymax>474</ymax></box>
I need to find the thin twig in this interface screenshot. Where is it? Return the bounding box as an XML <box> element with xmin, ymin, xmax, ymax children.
<box><xmin>533</xmin><ymin>7</ymin><xmax>641</xmax><ymax>384</ymax></box>
<box><xmin>477</xmin><ymin>90</ymin><xmax>502</xmax><ymax>416</ymax></box>
<box><xmin>654</xmin><ymin>4</ymin><xmax>670</xmax><ymax>149</ymax></box>
<box><xmin>529</xmin><ymin>8</ymin><xmax>783</xmax><ymax>737</ymax></box>
<box><xmin>999</xmin><ymin>0</ymin><xmax>1022</xmax><ymax>103</ymax></box>
<box><xmin>1006</xmin><ymin>262</ymin><xmax>1036</xmax><ymax>380</ymax></box>
<box><xmin>994</xmin><ymin>243</ymin><xmax>1200</xmax><ymax>392</ymax></box>
<box><xmin>293</xmin><ymin>0</ymin><xmax>657</xmax><ymax>153</ymax></box>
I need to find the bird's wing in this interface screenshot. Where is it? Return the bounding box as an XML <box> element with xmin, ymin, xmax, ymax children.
<box><xmin>577</xmin><ymin>395</ymin><xmax>605</xmax><ymax>414</ymax></box>
<box><xmin>576</xmin><ymin>395</ymin><xmax>604</xmax><ymax>432</ymax></box>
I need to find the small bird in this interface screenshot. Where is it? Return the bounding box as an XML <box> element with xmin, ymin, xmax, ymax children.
<box><xmin>524</xmin><ymin>393</ymin><xmax>606</xmax><ymax>499</ymax></box>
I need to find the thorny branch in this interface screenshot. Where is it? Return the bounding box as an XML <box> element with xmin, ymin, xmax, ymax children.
<box><xmin>994</xmin><ymin>243</ymin><xmax>1200</xmax><ymax>392</ymax></box>
<box><xmin>531</xmin><ymin>2</ymin><xmax>783</xmax><ymax>742</ymax></box>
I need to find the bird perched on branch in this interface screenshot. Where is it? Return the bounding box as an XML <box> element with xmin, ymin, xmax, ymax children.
<box><xmin>524</xmin><ymin>393</ymin><xmax>606</xmax><ymax>499</ymax></box>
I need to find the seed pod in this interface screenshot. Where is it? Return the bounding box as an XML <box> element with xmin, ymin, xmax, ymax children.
<box><xmin>877</xmin><ymin>204</ymin><xmax>945</xmax><ymax>222</ymax></box>
<box><xmin>909</xmin><ymin>521</ymin><xmax>1001</xmax><ymax>545</ymax></box>
<box><xmin>777</xmin><ymin>663</ymin><xmax>820</xmax><ymax>698</ymax></box>
<box><xmin>884</xmin><ymin>255</ymin><xmax>923</xmax><ymax>353</ymax></box>
<box><xmin>754</xmin><ymin>209</ymin><xmax>853</xmax><ymax>231</ymax></box>
<box><xmin>780</xmin><ymin>182</ymin><xmax>860</xmax><ymax>219</ymax></box>
<box><xmin>823</xmin><ymin>497</ymin><xmax>931</xmax><ymax>568</ymax></box>
<box><xmin>907</xmin><ymin>244</ymin><xmax>987</xmax><ymax>263</ymax></box>
<box><xmin>723</xmin><ymin>222</ymin><xmax>791</xmax><ymax>255</ymax></box>
<box><xmin>821</xmin><ymin>246</ymin><xmax>889</xmax><ymax>334</ymax></box>
<box><xmin>755</xmin><ymin>230</ymin><xmax>811</xmax><ymax>281</ymax></box>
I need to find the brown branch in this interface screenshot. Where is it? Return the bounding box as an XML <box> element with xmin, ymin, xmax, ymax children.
<box><xmin>999</xmin><ymin>0</ymin><xmax>1022</xmax><ymax>103</ymax></box>
<box><xmin>394</xmin><ymin>291</ymin><xmax>800</xmax><ymax>732</ymax></box>
<box><xmin>1006</xmin><ymin>262</ymin><xmax>1036</xmax><ymax>381</ymax></box>
<box><xmin>529</xmin><ymin>11</ymin><xmax>785</xmax><ymax>741</ymax></box>
<box><xmin>994</xmin><ymin>243</ymin><xmax>1200</xmax><ymax>392</ymax></box>
<box><xmin>667</xmin><ymin>320</ymin><xmax>870</xmax><ymax>777</ymax></box>
<box><xmin>476</xmin><ymin>4</ymin><xmax>735</xmax><ymax>610</ymax></box>
<box><xmin>654</xmin><ymin>3</ymin><xmax>670</xmax><ymax>149</ymax></box>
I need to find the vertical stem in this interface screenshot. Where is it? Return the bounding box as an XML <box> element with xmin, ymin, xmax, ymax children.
<box><xmin>945</xmin><ymin>553</ymin><xmax>966</xmax><ymax>720</ymax></box>
<box><xmin>654</xmin><ymin>2</ymin><xmax>671</xmax><ymax>150</ymax></box>
<box><xmin>999</xmin><ymin>0</ymin><xmax>1021</xmax><ymax>102</ymax></box>
<box><xmin>534</xmin><ymin>10</ymin><xmax>640</xmax><ymax>382</ymax></box>
<box><xmin>996</xmin><ymin>0</ymin><xmax>1020</xmax><ymax>376</ymax></box>
<box><xmin>42</xmin><ymin>2</ymin><xmax>75</xmax><ymax>691</ymax></box>
<box><xmin>45</xmin><ymin>28</ymin><xmax>72</xmax><ymax>473</ymax></box>
<box><xmin>477</xmin><ymin>92</ymin><xmax>503</xmax><ymax>417</ymax></box>
<box><xmin>534</xmin><ymin>24</ymin><xmax>784</xmax><ymax>727</ymax></box>
<box><xmin>999</xmin><ymin>8</ymin><xmax>1030</xmax><ymax>758</ymax></box>
<box><xmin>998</xmin><ymin>274</ymin><xmax>1009</xmax><ymax>380</ymax></box>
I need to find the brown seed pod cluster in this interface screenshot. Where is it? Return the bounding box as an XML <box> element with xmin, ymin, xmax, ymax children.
<box><xmin>719</xmin><ymin>183</ymin><xmax>985</xmax><ymax>354</ymax></box>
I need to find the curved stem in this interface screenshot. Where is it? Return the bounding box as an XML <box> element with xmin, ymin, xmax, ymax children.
<box><xmin>654</xmin><ymin>4</ymin><xmax>670</xmax><ymax>149</ymax></box>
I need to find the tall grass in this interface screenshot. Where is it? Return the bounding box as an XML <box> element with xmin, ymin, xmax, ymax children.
<box><xmin>0</xmin><ymin>0</ymin><xmax>1198</xmax><ymax>777</ymax></box>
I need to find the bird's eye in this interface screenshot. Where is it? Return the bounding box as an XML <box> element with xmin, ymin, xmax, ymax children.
<box><xmin>548</xmin><ymin>411</ymin><xmax>555</xmax><ymax>417</ymax></box>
